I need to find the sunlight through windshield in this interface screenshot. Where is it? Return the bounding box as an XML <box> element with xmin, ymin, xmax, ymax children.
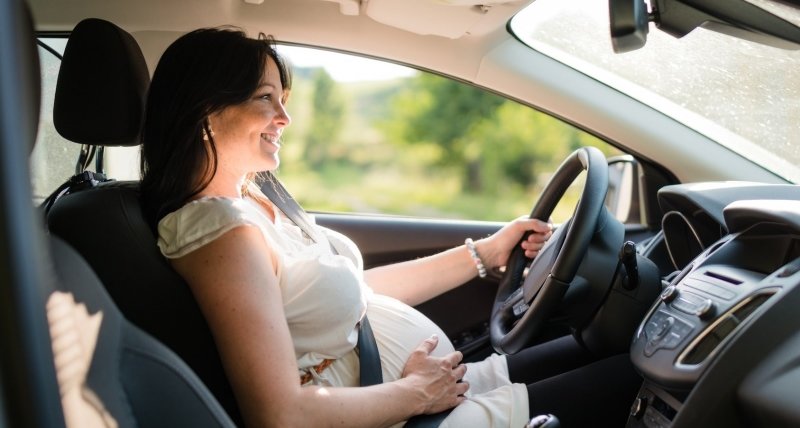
<box><xmin>510</xmin><ymin>0</ymin><xmax>800</xmax><ymax>183</ymax></box>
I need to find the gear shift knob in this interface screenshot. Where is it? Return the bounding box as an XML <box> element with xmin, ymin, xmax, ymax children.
<box><xmin>525</xmin><ymin>413</ymin><xmax>560</xmax><ymax>428</ymax></box>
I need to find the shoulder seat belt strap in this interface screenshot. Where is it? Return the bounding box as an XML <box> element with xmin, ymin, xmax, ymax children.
<box><xmin>259</xmin><ymin>173</ymin><xmax>453</xmax><ymax>426</ymax></box>
<box><xmin>258</xmin><ymin>172</ymin><xmax>383</xmax><ymax>387</ymax></box>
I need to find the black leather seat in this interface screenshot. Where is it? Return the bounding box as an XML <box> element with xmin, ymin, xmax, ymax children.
<box><xmin>46</xmin><ymin>235</ymin><xmax>236</xmax><ymax>428</ymax></box>
<box><xmin>4</xmin><ymin>5</ymin><xmax>237</xmax><ymax>424</ymax></box>
<box><xmin>47</xmin><ymin>19</ymin><xmax>244</xmax><ymax>426</ymax></box>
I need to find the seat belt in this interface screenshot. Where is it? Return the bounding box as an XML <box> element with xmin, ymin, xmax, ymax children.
<box><xmin>258</xmin><ymin>172</ymin><xmax>383</xmax><ymax>387</ymax></box>
<box><xmin>259</xmin><ymin>173</ymin><xmax>453</xmax><ymax>426</ymax></box>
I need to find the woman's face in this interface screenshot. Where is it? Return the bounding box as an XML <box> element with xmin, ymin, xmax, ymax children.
<box><xmin>208</xmin><ymin>56</ymin><xmax>291</xmax><ymax>176</ymax></box>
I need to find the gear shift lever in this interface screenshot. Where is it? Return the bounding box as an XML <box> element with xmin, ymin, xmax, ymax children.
<box><xmin>525</xmin><ymin>414</ymin><xmax>560</xmax><ymax>428</ymax></box>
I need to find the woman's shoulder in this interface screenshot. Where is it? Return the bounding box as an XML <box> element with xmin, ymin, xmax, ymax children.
<box><xmin>157</xmin><ymin>196</ymin><xmax>269</xmax><ymax>258</ymax></box>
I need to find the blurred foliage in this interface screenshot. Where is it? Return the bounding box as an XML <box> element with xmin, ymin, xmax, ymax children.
<box><xmin>278</xmin><ymin>66</ymin><xmax>620</xmax><ymax>222</ymax></box>
<box><xmin>305</xmin><ymin>69</ymin><xmax>345</xmax><ymax>168</ymax></box>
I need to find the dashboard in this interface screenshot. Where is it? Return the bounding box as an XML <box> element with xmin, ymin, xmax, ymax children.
<box><xmin>626</xmin><ymin>182</ymin><xmax>800</xmax><ymax>428</ymax></box>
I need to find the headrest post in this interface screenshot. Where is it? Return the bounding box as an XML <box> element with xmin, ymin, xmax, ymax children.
<box><xmin>95</xmin><ymin>146</ymin><xmax>105</xmax><ymax>175</ymax></box>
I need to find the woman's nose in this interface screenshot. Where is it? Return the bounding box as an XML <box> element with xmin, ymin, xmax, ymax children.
<box><xmin>275</xmin><ymin>104</ymin><xmax>291</xmax><ymax>127</ymax></box>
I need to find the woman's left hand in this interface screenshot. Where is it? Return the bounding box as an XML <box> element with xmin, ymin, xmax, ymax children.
<box><xmin>476</xmin><ymin>217</ymin><xmax>553</xmax><ymax>270</ymax></box>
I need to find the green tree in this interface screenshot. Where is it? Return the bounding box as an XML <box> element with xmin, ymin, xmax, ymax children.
<box><xmin>306</xmin><ymin>68</ymin><xmax>345</xmax><ymax>168</ymax></box>
<box><xmin>382</xmin><ymin>71</ymin><xmax>620</xmax><ymax>194</ymax></box>
<box><xmin>382</xmin><ymin>74</ymin><xmax>505</xmax><ymax>191</ymax></box>
<box><xmin>404</xmin><ymin>75</ymin><xmax>505</xmax><ymax>158</ymax></box>
<box><xmin>386</xmin><ymin>73</ymin><xmax>594</xmax><ymax>192</ymax></box>
<box><xmin>467</xmin><ymin>101</ymin><xmax>574</xmax><ymax>193</ymax></box>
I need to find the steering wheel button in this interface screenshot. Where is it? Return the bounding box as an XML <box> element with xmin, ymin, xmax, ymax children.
<box><xmin>512</xmin><ymin>301</ymin><xmax>529</xmax><ymax>317</ymax></box>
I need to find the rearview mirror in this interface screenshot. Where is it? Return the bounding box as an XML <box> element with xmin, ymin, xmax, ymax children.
<box><xmin>609</xmin><ymin>0</ymin><xmax>649</xmax><ymax>53</ymax></box>
<box><xmin>611</xmin><ymin>0</ymin><xmax>800</xmax><ymax>53</ymax></box>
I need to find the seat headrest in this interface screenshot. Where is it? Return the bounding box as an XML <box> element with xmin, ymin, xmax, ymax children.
<box><xmin>54</xmin><ymin>18</ymin><xmax>149</xmax><ymax>147</ymax></box>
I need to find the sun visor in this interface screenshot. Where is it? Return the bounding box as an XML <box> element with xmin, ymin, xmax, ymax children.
<box><xmin>317</xmin><ymin>0</ymin><xmax>517</xmax><ymax>39</ymax></box>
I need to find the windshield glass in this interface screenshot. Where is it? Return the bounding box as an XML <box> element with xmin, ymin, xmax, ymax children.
<box><xmin>510</xmin><ymin>0</ymin><xmax>800</xmax><ymax>183</ymax></box>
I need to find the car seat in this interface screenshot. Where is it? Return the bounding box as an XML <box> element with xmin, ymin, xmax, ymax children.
<box><xmin>4</xmin><ymin>5</ymin><xmax>234</xmax><ymax>426</ymax></box>
<box><xmin>46</xmin><ymin>18</ymin><xmax>244</xmax><ymax>426</ymax></box>
<box><xmin>0</xmin><ymin>1</ymin><xmax>63</xmax><ymax>425</ymax></box>
<box><xmin>46</xmin><ymin>235</ymin><xmax>236</xmax><ymax>428</ymax></box>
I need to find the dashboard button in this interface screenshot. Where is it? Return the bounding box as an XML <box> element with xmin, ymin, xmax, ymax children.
<box><xmin>653</xmin><ymin>316</ymin><xmax>675</xmax><ymax>340</ymax></box>
<box><xmin>684</xmin><ymin>278</ymin><xmax>736</xmax><ymax>300</ymax></box>
<box><xmin>695</xmin><ymin>299</ymin><xmax>716</xmax><ymax>320</ymax></box>
<box><xmin>671</xmin><ymin>291</ymin><xmax>709</xmax><ymax>317</ymax></box>
<box><xmin>644</xmin><ymin>340</ymin><xmax>659</xmax><ymax>357</ymax></box>
<box><xmin>642</xmin><ymin>311</ymin><xmax>694</xmax><ymax>356</ymax></box>
<box><xmin>645</xmin><ymin>311</ymin><xmax>672</xmax><ymax>339</ymax></box>
<box><xmin>661</xmin><ymin>285</ymin><xmax>678</xmax><ymax>303</ymax></box>
<box><xmin>663</xmin><ymin>332</ymin><xmax>683</xmax><ymax>349</ymax></box>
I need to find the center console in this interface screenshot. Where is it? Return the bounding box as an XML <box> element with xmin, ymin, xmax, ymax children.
<box><xmin>625</xmin><ymin>219</ymin><xmax>800</xmax><ymax>427</ymax></box>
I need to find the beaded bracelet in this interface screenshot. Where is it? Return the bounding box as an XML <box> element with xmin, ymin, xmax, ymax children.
<box><xmin>465</xmin><ymin>238</ymin><xmax>487</xmax><ymax>278</ymax></box>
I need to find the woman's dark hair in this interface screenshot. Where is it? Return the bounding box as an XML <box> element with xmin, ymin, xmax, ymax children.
<box><xmin>140</xmin><ymin>27</ymin><xmax>291</xmax><ymax>230</ymax></box>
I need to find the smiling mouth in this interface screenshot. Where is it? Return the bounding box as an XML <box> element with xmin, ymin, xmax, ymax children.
<box><xmin>261</xmin><ymin>133</ymin><xmax>280</xmax><ymax>145</ymax></box>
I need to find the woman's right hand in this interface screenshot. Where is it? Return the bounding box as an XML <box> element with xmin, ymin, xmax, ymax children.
<box><xmin>401</xmin><ymin>335</ymin><xmax>470</xmax><ymax>414</ymax></box>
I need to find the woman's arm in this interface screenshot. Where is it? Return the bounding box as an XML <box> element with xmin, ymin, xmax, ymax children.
<box><xmin>365</xmin><ymin>217</ymin><xmax>552</xmax><ymax>306</ymax></box>
<box><xmin>170</xmin><ymin>225</ymin><xmax>467</xmax><ymax>428</ymax></box>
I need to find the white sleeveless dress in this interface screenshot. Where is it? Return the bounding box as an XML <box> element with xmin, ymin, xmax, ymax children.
<box><xmin>157</xmin><ymin>196</ymin><xmax>528</xmax><ymax>427</ymax></box>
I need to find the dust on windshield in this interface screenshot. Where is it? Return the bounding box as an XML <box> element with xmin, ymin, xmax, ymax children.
<box><xmin>510</xmin><ymin>0</ymin><xmax>800</xmax><ymax>183</ymax></box>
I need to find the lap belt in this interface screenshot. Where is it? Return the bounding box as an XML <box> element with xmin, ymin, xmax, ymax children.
<box><xmin>258</xmin><ymin>172</ymin><xmax>383</xmax><ymax>387</ymax></box>
<box><xmin>259</xmin><ymin>172</ymin><xmax>452</xmax><ymax>426</ymax></box>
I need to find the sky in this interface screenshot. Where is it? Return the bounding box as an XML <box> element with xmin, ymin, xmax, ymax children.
<box><xmin>277</xmin><ymin>45</ymin><xmax>417</xmax><ymax>82</ymax></box>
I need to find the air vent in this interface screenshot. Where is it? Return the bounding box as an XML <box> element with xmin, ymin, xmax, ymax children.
<box><xmin>679</xmin><ymin>290</ymin><xmax>776</xmax><ymax>366</ymax></box>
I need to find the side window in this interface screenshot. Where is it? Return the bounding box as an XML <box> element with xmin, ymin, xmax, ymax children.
<box><xmin>277</xmin><ymin>46</ymin><xmax>623</xmax><ymax>222</ymax></box>
<box><xmin>31</xmin><ymin>37</ymin><xmax>79</xmax><ymax>205</ymax></box>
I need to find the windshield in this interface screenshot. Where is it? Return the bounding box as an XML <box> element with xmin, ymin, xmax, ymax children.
<box><xmin>510</xmin><ymin>0</ymin><xmax>800</xmax><ymax>183</ymax></box>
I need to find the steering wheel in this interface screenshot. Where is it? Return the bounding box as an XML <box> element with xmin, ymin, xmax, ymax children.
<box><xmin>490</xmin><ymin>147</ymin><xmax>609</xmax><ymax>354</ymax></box>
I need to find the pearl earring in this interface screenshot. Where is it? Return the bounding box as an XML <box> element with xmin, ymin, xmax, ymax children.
<box><xmin>202</xmin><ymin>125</ymin><xmax>215</xmax><ymax>141</ymax></box>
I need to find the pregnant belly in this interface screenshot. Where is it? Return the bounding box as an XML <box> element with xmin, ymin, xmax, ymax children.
<box><xmin>366</xmin><ymin>293</ymin><xmax>456</xmax><ymax>382</ymax></box>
